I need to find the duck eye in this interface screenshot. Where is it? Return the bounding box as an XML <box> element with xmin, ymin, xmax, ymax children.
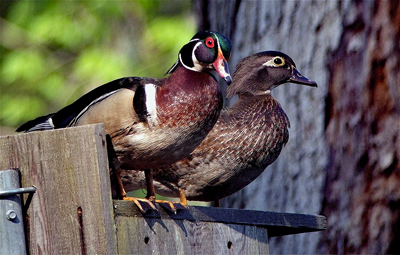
<box><xmin>205</xmin><ymin>37</ymin><xmax>215</xmax><ymax>48</ymax></box>
<box><xmin>274</xmin><ymin>57</ymin><xmax>283</xmax><ymax>65</ymax></box>
<box><xmin>263</xmin><ymin>57</ymin><xmax>287</xmax><ymax>67</ymax></box>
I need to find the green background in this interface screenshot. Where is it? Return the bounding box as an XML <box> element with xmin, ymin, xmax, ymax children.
<box><xmin>0</xmin><ymin>1</ymin><xmax>195</xmax><ymax>133</ymax></box>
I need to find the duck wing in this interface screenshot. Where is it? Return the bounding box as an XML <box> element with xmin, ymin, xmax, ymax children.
<box><xmin>16</xmin><ymin>77</ymin><xmax>156</xmax><ymax>132</ymax></box>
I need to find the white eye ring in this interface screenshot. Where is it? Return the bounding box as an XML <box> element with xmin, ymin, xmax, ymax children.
<box><xmin>263</xmin><ymin>57</ymin><xmax>285</xmax><ymax>67</ymax></box>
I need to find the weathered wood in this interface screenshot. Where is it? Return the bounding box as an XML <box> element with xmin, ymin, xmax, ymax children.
<box><xmin>116</xmin><ymin>215</ymin><xmax>269</xmax><ymax>255</ymax></box>
<box><xmin>115</xmin><ymin>201</ymin><xmax>271</xmax><ymax>254</ymax></box>
<box><xmin>0</xmin><ymin>124</ymin><xmax>117</xmax><ymax>254</ymax></box>
<box><xmin>114</xmin><ymin>200</ymin><xmax>325</xmax><ymax>254</ymax></box>
<box><xmin>114</xmin><ymin>200</ymin><xmax>326</xmax><ymax>237</ymax></box>
<box><xmin>0</xmin><ymin>169</ymin><xmax>27</xmax><ymax>255</ymax></box>
<box><xmin>1</xmin><ymin>124</ymin><xmax>327</xmax><ymax>254</ymax></box>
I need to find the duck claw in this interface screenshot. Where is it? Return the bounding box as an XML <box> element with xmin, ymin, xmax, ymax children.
<box><xmin>157</xmin><ymin>200</ymin><xmax>187</xmax><ymax>214</ymax></box>
<box><xmin>158</xmin><ymin>201</ymin><xmax>177</xmax><ymax>214</ymax></box>
<box><xmin>123</xmin><ymin>197</ymin><xmax>158</xmax><ymax>214</ymax></box>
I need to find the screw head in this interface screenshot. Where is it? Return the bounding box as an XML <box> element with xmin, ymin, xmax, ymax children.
<box><xmin>6</xmin><ymin>210</ymin><xmax>17</xmax><ymax>221</ymax></box>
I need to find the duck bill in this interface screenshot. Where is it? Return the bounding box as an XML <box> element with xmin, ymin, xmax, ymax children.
<box><xmin>213</xmin><ymin>50</ymin><xmax>232</xmax><ymax>85</ymax></box>
<box><xmin>289</xmin><ymin>69</ymin><xmax>318</xmax><ymax>87</ymax></box>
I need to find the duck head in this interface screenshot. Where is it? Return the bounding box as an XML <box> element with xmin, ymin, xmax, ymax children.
<box><xmin>227</xmin><ymin>51</ymin><xmax>317</xmax><ymax>97</ymax></box>
<box><xmin>167</xmin><ymin>31</ymin><xmax>232</xmax><ymax>85</ymax></box>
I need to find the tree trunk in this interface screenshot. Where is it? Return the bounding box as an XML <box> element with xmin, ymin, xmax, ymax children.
<box><xmin>194</xmin><ymin>0</ymin><xmax>400</xmax><ymax>254</ymax></box>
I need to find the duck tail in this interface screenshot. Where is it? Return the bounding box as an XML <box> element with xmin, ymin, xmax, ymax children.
<box><xmin>16</xmin><ymin>113</ymin><xmax>55</xmax><ymax>133</ymax></box>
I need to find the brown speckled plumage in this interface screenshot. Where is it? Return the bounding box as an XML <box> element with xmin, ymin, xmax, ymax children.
<box><xmin>153</xmin><ymin>93</ymin><xmax>290</xmax><ymax>201</ymax></box>
<box><xmin>120</xmin><ymin>51</ymin><xmax>317</xmax><ymax>201</ymax></box>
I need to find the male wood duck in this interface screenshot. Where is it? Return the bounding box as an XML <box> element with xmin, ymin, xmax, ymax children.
<box><xmin>119</xmin><ymin>51</ymin><xmax>317</xmax><ymax>208</ymax></box>
<box><xmin>16</xmin><ymin>31</ymin><xmax>232</xmax><ymax>211</ymax></box>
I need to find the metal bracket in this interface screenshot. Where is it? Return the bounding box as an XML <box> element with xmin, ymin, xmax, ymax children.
<box><xmin>0</xmin><ymin>186</ymin><xmax>37</xmax><ymax>212</ymax></box>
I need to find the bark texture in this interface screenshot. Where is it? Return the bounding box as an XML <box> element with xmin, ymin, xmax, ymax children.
<box><xmin>323</xmin><ymin>1</ymin><xmax>400</xmax><ymax>254</ymax></box>
<box><xmin>195</xmin><ymin>0</ymin><xmax>400</xmax><ymax>254</ymax></box>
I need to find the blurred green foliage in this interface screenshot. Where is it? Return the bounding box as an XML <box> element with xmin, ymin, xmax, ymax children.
<box><xmin>0</xmin><ymin>0</ymin><xmax>195</xmax><ymax>130</ymax></box>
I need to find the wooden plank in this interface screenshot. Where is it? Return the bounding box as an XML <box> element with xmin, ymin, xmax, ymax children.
<box><xmin>0</xmin><ymin>124</ymin><xmax>117</xmax><ymax>254</ymax></box>
<box><xmin>114</xmin><ymin>200</ymin><xmax>326</xmax><ymax>237</ymax></box>
<box><xmin>115</xmin><ymin>215</ymin><xmax>269</xmax><ymax>254</ymax></box>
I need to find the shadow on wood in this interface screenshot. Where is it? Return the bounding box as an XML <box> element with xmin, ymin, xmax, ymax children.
<box><xmin>0</xmin><ymin>124</ymin><xmax>326</xmax><ymax>254</ymax></box>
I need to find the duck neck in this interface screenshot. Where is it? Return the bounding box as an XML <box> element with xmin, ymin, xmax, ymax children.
<box><xmin>165</xmin><ymin>64</ymin><xmax>217</xmax><ymax>91</ymax></box>
<box><xmin>156</xmin><ymin>64</ymin><xmax>223</xmax><ymax>127</ymax></box>
<box><xmin>229</xmin><ymin>92</ymin><xmax>272</xmax><ymax>112</ymax></box>
<box><xmin>226</xmin><ymin>92</ymin><xmax>289</xmax><ymax>128</ymax></box>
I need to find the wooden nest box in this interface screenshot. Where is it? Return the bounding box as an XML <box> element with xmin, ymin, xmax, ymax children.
<box><xmin>0</xmin><ymin>124</ymin><xmax>326</xmax><ymax>254</ymax></box>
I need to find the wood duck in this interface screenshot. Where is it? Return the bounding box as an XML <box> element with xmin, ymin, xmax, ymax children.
<box><xmin>119</xmin><ymin>51</ymin><xmax>317</xmax><ymax>207</ymax></box>
<box><xmin>16</xmin><ymin>31</ymin><xmax>232</xmax><ymax>211</ymax></box>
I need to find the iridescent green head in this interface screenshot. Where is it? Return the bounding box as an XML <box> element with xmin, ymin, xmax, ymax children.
<box><xmin>167</xmin><ymin>31</ymin><xmax>232</xmax><ymax>85</ymax></box>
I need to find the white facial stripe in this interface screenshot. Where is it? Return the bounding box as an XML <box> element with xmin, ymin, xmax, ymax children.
<box><xmin>213</xmin><ymin>32</ymin><xmax>221</xmax><ymax>49</ymax></box>
<box><xmin>180</xmin><ymin>41</ymin><xmax>203</xmax><ymax>72</ymax></box>
<box><xmin>263</xmin><ymin>59</ymin><xmax>277</xmax><ymax>67</ymax></box>
<box><xmin>192</xmin><ymin>42</ymin><xmax>204</xmax><ymax>71</ymax></box>
<box><xmin>144</xmin><ymin>83</ymin><xmax>158</xmax><ymax>127</ymax></box>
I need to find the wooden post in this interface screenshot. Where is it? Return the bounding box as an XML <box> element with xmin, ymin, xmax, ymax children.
<box><xmin>0</xmin><ymin>124</ymin><xmax>117</xmax><ymax>254</ymax></box>
<box><xmin>0</xmin><ymin>169</ymin><xmax>27</xmax><ymax>255</ymax></box>
<box><xmin>0</xmin><ymin>124</ymin><xmax>326</xmax><ymax>254</ymax></box>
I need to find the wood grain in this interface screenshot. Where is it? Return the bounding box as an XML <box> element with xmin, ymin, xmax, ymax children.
<box><xmin>115</xmin><ymin>214</ymin><xmax>269</xmax><ymax>255</ymax></box>
<box><xmin>114</xmin><ymin>200</ymin><xmax>325</xmax><ymax>254</ymax></box>
<box><xmin>0</xmin><ymin>124</ymin><xmax>327</xmax><ymax>254</ymax></box>
<box><xmin>0</xmin><ymin>124</ymin><xmax>117</xmax><ymax>254</ymax></box>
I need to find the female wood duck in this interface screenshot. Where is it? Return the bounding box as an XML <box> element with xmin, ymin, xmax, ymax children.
<box><xmin>119</xmin><ymin>51</ymin><xmax>317</xmax><ymax>208</ymax></box>
<box><xmin>16</xmin><ymin>31</ymin><xmax>232</xmax><ymax>210</ymax></box>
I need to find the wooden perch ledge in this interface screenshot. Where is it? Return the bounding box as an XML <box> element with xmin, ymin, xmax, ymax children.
<box><xmin>114</xmin><ymin>200</ymin><xmax>326</xmax><ymax>237</ymax></box>
<box><xmin>0</xmin><ymin>124</ymin><xmax>326</xmax><ymax>254</ymax></box>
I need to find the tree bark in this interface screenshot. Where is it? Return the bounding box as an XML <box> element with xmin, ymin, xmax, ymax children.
<box><xmin>195</xmin><ymin>0</ymin><xmax>400</xmax><ymax>254</ymax></box>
